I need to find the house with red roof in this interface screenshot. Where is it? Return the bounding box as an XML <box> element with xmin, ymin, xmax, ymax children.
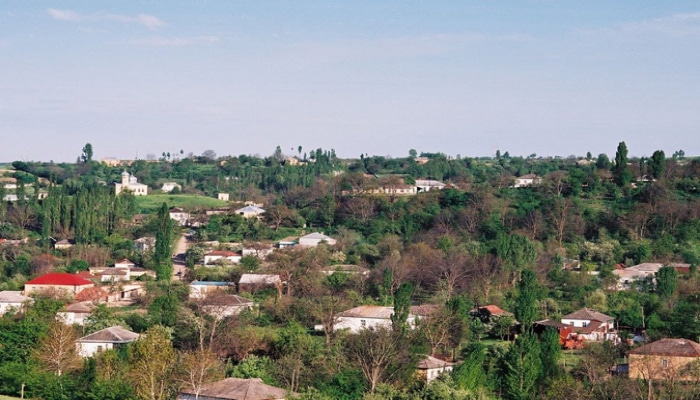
<box><xmin>24</xmin><ymin>273</ymin><xmax>94</xmax><ymax>296</ymax></box>
<box><xmin>204</xmin><ymin>250</ymin><xmax>242</xmax><ymax>265</ymax></box>
<box><xmin>561</xmin><ymin>308</ymin><xmax>618</xmax><ymax>342</ymax></box>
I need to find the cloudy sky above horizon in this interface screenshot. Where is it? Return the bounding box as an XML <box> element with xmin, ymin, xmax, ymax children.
<box><xmin>1</xmin><ymin>1</ymin><xmax>699</xmax><ymax>162</ymax></box>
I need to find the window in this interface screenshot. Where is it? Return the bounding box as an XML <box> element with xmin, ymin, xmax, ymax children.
<box><xmin>661</xmin><ymin>359</ymin><xmax>668</xmax><ymax>368</ymax></box>
<box><xmin>582</xmin><ymin>322</ymin><xmax>588</xmax><ymax>327</ymax></box>
<box><xmin>360</xmin><ymin>320</ymin><xmax>366</xmax><ymax>328</ymax></box>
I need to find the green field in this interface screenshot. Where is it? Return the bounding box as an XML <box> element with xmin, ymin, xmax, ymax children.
<box><xmin>0</xmin><ymin>395</ymin><xmax>22</xmax><ymax>399</ymax></box>
<box><xmin>134</xmin><ymin>194</ymin><xmax>229</xmax><ymax>214</ymax></box>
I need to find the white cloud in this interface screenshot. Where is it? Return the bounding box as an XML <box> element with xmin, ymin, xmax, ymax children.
<box><xmin>47</xmin><ymin>8</ymin><xmax>82</xmax><ymax>22</ymax></box>
<box><xmin>131</xmin><ymin>36</ymin><xmax>221</xmax><ymax>47</ymax></box>
<box><xmin>46</xmin><ymin>8</ymin><xmax>166</xmax><ymax>30</ymax></box>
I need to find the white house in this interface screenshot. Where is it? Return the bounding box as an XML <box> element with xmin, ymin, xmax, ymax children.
<box><xmin>561</xmin><ymin>308</ymin><xmax>617</xmax><ymax>342</ymax></box>
<box><xmin>611</xmin><ymin>263</ymin><xmax>690</xmax><ymax>290</ymax></box>
<box><xmin>417</xmin><ymin>356</ymin><xmax>456</xmax><ymax>383</ymax></box>
<box><xmin>298</xmin><ymin>232</ymin><xmax>337</xmax><ymax>247</ymax></box>
<box><xmin>115</xmin><ymin>171</ymin><xmax>148</xmax><ymax>196</ymax></box>
<box><xmin>513</xmin><ymin>174</ymin><xmax>541</xmax><ymax>188</ymax></box>
<box><xmin>189</xmin><ymin>281</ymin><xmax>235</xmax><ymax>299</ymax></box>
<box><xmin>235</xmin><ymin>205</ymin><xmax>265</xmax><ymax>219</ymax></box>
<box><xmin>199</xmin><ymin>294</ymin><xmax>255</xmax><ymax>319</ymax></box>
<box><xmin>56</xmin><ymin>301</ymin><xmax>95</xmax><ymax>325</ymax></box>
<box><xmin>415</xmin><ymin>179</ymin><xmax>446</xmax><ymax>192</ymax></box>
<box><xmin>0</xmin><ymin>291</ymin><xmax>30</xmax><ymax>315</ymax></box>
<box><xmin>204</xmin><ymin>250</ymin><xmax>242</xmax><ymax>265</ymax></box>
<box><xmin>161</xmin><ymin>182</ymin><xmax>181</xmax><ymax>193</ymax></box>
<box><xmin>332</xmin><ymin>305</ymin><xmax>417</xmax><ymax>333</ymax></box>
<box><xmin>134</xmin><ymin>236</ymin><xmax>156</xmax><ymax>252</ymax></box>
<box><xmin>76</xmin><ymin>326</ymin><xmax>140</xmax><ymax>357</ymax></box>
<box><xmin>169</xmin><ymin>207</ymin><xmax>190</xmax><ymax>226</ymax></box>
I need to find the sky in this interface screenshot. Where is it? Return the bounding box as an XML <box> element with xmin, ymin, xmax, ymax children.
<box><xmin>1</xmin><ymin>1</ymin><xmax>699</xmax><ymax>162</ymax></box>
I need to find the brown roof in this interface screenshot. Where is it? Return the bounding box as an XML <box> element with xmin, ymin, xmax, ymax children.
<box><xmin>470</xmin><ymin>304</ymin><xmax>513</xmax><ymax>316</ymax></box>
<box><xmin>410</xmin><ymin>304</ymin><xmax>440</xmax><ymax>317</ymax></box>
<box><xmin>337</xmin><ymin>305</ymin><xmax>395</xmax><ymax>319</ymax></box>
<box><xmin>630</xmin><ymin>338</ymin><xmax>700</xmax><ymax>357</ymax></box>
<box><xmin>75</xmin><ymin>287</ymin><xmax>109</xmax><ymax>302</ymax></box>
<box><xmin>65</xmin><ymin>301</ymin><xmax>96</xmax><ymax>313</ymax></box>
<box><xmin>178</xmin><ymin>378</ymin><xmax>288</xmax><ymax>400</ymax></box>
<box><xmin>562</xmin><ymin>308</ymin><xmax>614</xmax><ymax>322</ymax></box>
<box><xmin>417</xmin><ymin>355</ymin><xmax>455</xmax><ymax>369</ymax></box>
<box><xmin>77</xmin><ymin>326</ymin><xmax>139</xmax><ymax>344</ymax></box>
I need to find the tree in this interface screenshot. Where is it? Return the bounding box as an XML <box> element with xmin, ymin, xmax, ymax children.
<box><xmin>514</xmin><ymin>270</ymin><xmax>539</xmax><ymax>331</ymax></box>
<box><xmin>177</xmin><ymin>349</ymin><xmax>224</xmax><ymax>400</ymax></box>
<box><xmin>154</xmin><ymin>203</ymin><xmax>174</xmax><ymax>280</ymax></box>
<box><xmin>81</xmin><ymin>143</ymin><xmax>93</xmax><ymax>163</ymax></box>
<box><xmin>502</xmin><ymin>332</ymin><xmax>541</xmax><ymax>400</ymax></box>
<box><xmin>656</xmin><ymin>266</ymin><xmax>677</xmax><ymax>299</ymax></box>
<box><xmin>345</xmin><ymin>326</ymin><xmax>404</xmax><ymax>393</ymax></box>
<box><xmin>129</xmin><ymin>325</ymin><xmax>177</xmax><ymax>400</ymax></box>
<box><xmin>33</xmin><ymin>322</ymin><xmax>81</xmax><ymax>376</ymax></box>
<box><xmin>648</xmin><ymin>150</ymin><xmax>666</xmax><ymax>179</ymax></box>
<box><xmin>391</xmin><ymin>282</ymin><xmax>413</xmax><ymax>333</ymax></box>
<box><xmin>540</xmin><ymin>328</ymin><xmax>563</xmax><ymax>384</ymax></box>
<box><xmin>613</xmin><ymin>141</ymin><xmax>632</xmax><ymax>187</ymax></box>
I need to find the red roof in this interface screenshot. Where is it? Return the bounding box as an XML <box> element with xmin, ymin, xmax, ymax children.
<box><xmin>25</xmin><ymin>273</ymin><xmax>94</xmax><ymax>286</ymax></box>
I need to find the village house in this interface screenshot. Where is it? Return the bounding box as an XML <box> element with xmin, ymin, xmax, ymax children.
<box><xmin>415</xmin><ymin>179</ymin><xmax>446</xmax><ymax>192</ymax></box>
<box><xmin>276</xmin><ymin>236</ymin><xmax>297</xmax><ymax>248</ymax></box>
<box><xmin>235</xmin><ymin>204</ymin><xmax>266</xmax><ymax>219</ymax></box>
<box><xmin>417</xmin><ymin>356</ymin><xmax>456</xmax><ymax>383</ymax></box>
<box><xmin>298</xmin><ymin>232</ymin><xmax>337</xmax><ymax>247</ymax></box>
<box><xmin>189</xmin><ymin>281</ymin><xmax>235</xmax><ymax>299</ymax></box>
<box><xmin>54</xmin><ymin>239</ymin><xmax>74</xmax><ymax>250</ymax></box>
<box><xmin>204</xmin><ymin>250</ymin><xmax>242</xmax><ymax>265</ymax></box>
<box><xmin>177</xmin><ymin>378</ymin><xmax>289</xmax><ymax>400</ymax></box>
<box><xmin>56</xmin><ymin>301</ymin><xmax>95</xmax><ymax>325</ymax></box>
<box><xmin>24</xmin><ymin>273</ymin><xmax>95</xmax><ymax>297</ymax></box>
<box><xmin>134</xmin><ymin>236</ymin><xmax>156</xmax><ymax>252</ymax></box>
<box><xmin>169</xmin><ymin>207</ymin><xmax>190</xmax><ymax>226</ymax></box>
<box><xmin>199</xmin><ymin>293</ymin><xmax>255</xmax><ymax>319</ymax></box>
<box><xmin>629</xmin><ymin>338</ymin><xmax>700</xmax><ymax>381</ymax></box>
<box><xmin>115</xmin><ymin>171</ymin><xmax>148</xmax><ymax>196</ymax></box>
<box><xmin>0</xmin><ymin>291</ymin><xmax>30</xmax><ymax>315</ymax></box>
<box><xmin>76</xmin><ymin>326</ymin><xmax>140</xmax><ymax>357</ymax></box>
<box><xmin>561</xmin><ymin>308</ymin><xmax>618</xmax><ymax>342</ymax></box>
<box><xmin>332</xmin><ymin>305</ymin><xmax>418</xmax><ymax>333</ymax></box>
<box><xmin>161</xmin><ymin>182</ymin><xmax>181</xmax><ymax>193</ymax></box>
<box><xmin>513</xmin><ymin>174</ymin><xmax>542</xmax><ymax>188</ymax></box>
<box><xmin>612</xmin><ymin>263</ymin><xmax>691</xmax><ymax>290</ymax></box>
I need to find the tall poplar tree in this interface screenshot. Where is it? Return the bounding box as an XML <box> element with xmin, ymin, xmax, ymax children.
<box><xmin>154</xmin><ymin>203</ymin><xmax>174</xmax><ymax>281</ymax></box>
<box><xmin>613</xmin><ymin>141</ymin><xmax>632</xmax><ymax>187</ymax></box>
<box><xmin>391</xmin><ymin>282</ymin><xmax>413</xmax><ymax>333</ymax></box>
<box><xmin>513</xmin><ymin>270</ymin><xmax>539</xmax><ymax>331</ymax></box>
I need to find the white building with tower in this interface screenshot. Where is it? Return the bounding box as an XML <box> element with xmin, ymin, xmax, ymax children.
<box><xmin>115</xmin><ymin>171</ymin><xmax>148</xmax><ymax>196</ymax></box>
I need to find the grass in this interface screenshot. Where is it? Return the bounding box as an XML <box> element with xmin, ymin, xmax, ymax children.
<box><xmin>134</xmin><ymin>194</ymin><xmax>228</xmax><ymax>214</ymax></box>
<box><xmin>0</xmin><ymin>395</ymin><xmax>22</xmax><ymax>399</ymax></box>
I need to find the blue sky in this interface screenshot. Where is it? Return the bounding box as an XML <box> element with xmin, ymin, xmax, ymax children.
<box><xmin>1</xmin><ymin>1</ymin><xmax>699</xmax><ymax>162</ymax></box>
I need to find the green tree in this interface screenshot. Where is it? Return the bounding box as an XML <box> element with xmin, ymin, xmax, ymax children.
<box><xmin>154</xmin><ymin>203</ymin><xmax>174</xmax><ymax>280</ymax></box>
<box><xmin>539</xmin><ymin>328</ymin><xmax>563</xmax><ymax>384</ymax></box>
<box><xmin>648</xmin><ymin>150</ymin><xmax>665</xmax><ymax>179</ymax></box>
<box><xmin>502</xmin><ymin>332</ymin><xmax>541</xmax><ymax>400</ymax></box>
<box><xmin>513</xmin><ymin>269</ymin><xmax>540</xmax><ymax>331</ymax></box>
<box><xmin>128</xmin><ymin>325</ymin><xmax>176</xmax><ymax>400</ymax></box>
<box><xmin>81</xmin><ymin>143</ymin><xmax>93</xmax><ymax>163</ymax></box>
<box><xmin>391</xmin><ymin>282</ymin><xmax>413</xmax><ymax>333</ymax></box>
<box><xmin>612</xmin><ymin>141</ymin><xmax>632</xmax><ymax>187</ymax></box>
<box><xmin>655</xmin><ymin>265</ymin><xmax>677</xmax><ymax>299</ymax></box>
